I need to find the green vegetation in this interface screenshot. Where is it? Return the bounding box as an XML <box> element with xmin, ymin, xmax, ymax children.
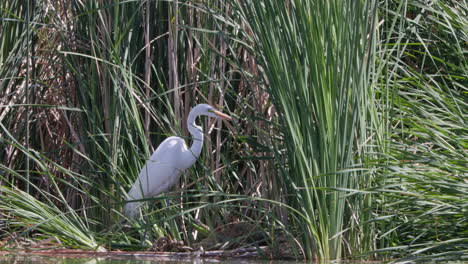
<box><xmin>1</xmin><ymin>0</ymin><xmax>466</xmax><ymax>262</ymax></box>
<box><xmin>372</xmin><ymin>1</ymin><xmax>467</xmax><ymax>261</ymax></box>
<box><xmin>235</xmin><ymin>0</ymin><xmax>380</xmax><ymax>259</ymax></box>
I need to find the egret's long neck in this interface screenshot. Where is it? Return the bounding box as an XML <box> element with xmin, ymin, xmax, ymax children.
<box><xmin>187</xmin><ymin>111</ymin><xmax>203</xmax><ymax>158</ymax></box>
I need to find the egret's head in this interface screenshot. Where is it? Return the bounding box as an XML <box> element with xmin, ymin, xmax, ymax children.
<box><xmin>196</xmin><ymin>104</ymin><xmax>232</xmax><ymax>120</ymax></box>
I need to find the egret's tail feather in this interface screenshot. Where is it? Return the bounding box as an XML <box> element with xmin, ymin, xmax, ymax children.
<box><xmin>123</xmin><ymin>200</ymin><xmax>142</xmax><ymax>219</ymax></box>
<box><xmin>124</xmin><ymin>186</ymin><xmax>144</xmax><ymax>219</ymax></box>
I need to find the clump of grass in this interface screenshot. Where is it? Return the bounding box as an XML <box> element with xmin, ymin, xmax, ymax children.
<box><xmin>373</xmin><ymin>0</ymin><xmax>467</xmax><ymax>261</ymax></box>
<box><xmin>234</xmin><ymin>0</ymin><xmax>380</xmax><ymax>260</ymax></box>
<box><xmin>0</xmin><ymin>185</ymin><xmax>101</xmax><ymax>250</ymax></box>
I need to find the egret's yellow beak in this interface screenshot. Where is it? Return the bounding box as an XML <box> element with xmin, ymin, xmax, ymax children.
<box><xmin>213</xmin><ymin>109</ymin><xmax>232</xmax><ymax>121</ymax></box>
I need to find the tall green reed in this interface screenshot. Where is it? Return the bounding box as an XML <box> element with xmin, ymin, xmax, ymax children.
<box><xmin>235</xmin><ymin>0</ymin><xmax>380</xmax><ymax>260</ymax></box>
<box><xmin>374</xmin><ymin>0</ymin><xmax>467</xmax><ymax>260</ymax></box>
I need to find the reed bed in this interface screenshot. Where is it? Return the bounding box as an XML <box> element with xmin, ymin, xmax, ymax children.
<box><xmin>1</xmin><ymin>0</ymin><xmax>466</xmax><ymax>261</ymax></box>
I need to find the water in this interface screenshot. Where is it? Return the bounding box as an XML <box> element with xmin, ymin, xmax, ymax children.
<box><xmin>2</xmin><ymin>254</ymin><xmax>467</xmax><ymax>264</ymax></box>
<box><xmin>0</xmin><ymin>254</ymin><xmax>302</xmax><ymax>264</ymax></box>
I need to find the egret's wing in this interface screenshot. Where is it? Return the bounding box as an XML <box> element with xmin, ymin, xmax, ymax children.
<box><xmin>139</xmin><ymin>161</ymin><xmax>182</xmax><ymax>197</ymax></box>
<box><xmin>126</xmin><ymin>136</ymin><xmax>187</xmax><ymax>201</ymax></box>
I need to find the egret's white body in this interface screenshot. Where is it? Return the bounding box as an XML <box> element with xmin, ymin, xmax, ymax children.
<box><xmin>124</xmin><ymin>104</ymin><xmax>231</xmax><ymax>218</ymax></box>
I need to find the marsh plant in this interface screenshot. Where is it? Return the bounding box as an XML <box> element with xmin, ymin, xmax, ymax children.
<box><xmin>0</xmin><ymin>0</ymin><xmax>466</xmax><ymax>261</ymax></box>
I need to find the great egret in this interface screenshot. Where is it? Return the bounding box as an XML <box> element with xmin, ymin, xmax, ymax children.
<box><xmin>124</xmin><ymin>104</ymin><xmax>232</xmax><ymax>218</ymax></box>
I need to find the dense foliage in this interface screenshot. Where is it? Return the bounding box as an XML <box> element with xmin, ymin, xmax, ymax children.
<box><xmin>0</xmin><ymin>0</ymin><xmax>466</xmax><ymax>261</ymax></box>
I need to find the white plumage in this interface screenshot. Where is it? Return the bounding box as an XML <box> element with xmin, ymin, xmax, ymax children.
<box><xmin>124</xmin><ymin>104</ymin><xmax>231</xmax><ymax>218</ymax></box>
